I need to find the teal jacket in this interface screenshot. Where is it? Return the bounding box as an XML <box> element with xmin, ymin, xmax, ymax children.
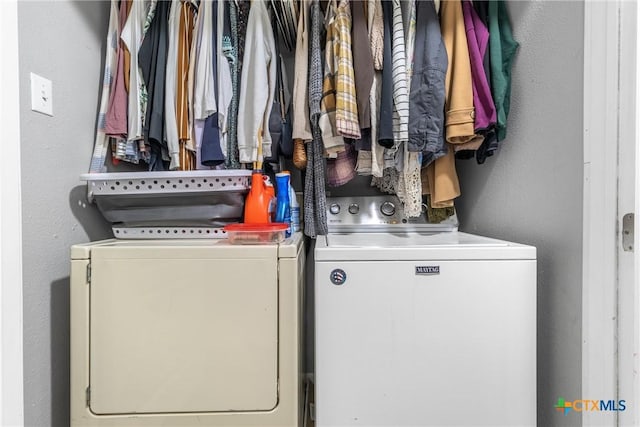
<box><xmin>489</xmin><ymin>0</ymin><xmax>519</xmax><ymax>142</ymax></box>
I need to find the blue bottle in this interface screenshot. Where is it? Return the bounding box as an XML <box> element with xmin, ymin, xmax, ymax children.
<box><xmin>289</xmin><ymin>183</ymin><xmax>300</xmax><ymax>233</ymax></box>
<box><xmin>281</xmin><ymin>170</ymin><xmax>300</xmax><ymax>233</ymax></box>
<box><xmin>275</xmin><ymin>173</ymin><xmax>291</xmax><ymax>236</ymax></box>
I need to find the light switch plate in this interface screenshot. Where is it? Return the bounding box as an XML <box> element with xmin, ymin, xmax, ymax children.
<box><xmin>30</xmin><ymin>72</ymin><xmax>53</xmax><ymax>116</ymax></box>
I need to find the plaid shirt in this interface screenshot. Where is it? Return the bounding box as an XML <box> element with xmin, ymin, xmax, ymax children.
<box><xmin>335</xmin><ymin>0</ymin><xmax>362</xmax><ymax>139</ymax></box>
<box><xmin>319</xmin><ymin>2</ymin><xmax>346</xmax><ymax>155</ymax></box>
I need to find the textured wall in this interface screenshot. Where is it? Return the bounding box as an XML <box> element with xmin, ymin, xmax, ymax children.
<box><xmin>18</xmin><ymin>2</ymin><xmax>112</xmax><ymax>426</ymax></box>
<box><xmin>455</xmin><ymin>2</ymin><xmax>584</xmax><ymax>426</ymax></box>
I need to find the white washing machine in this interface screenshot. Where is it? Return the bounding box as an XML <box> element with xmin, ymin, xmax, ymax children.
<box><xmin>70</xmin><ymin>234</ymin><xmax>304</xmax><ymax>426</ymax></box>
<box><xmin>315</xmin><ymin>196</ymin><xmax>536</xmax><ymax>427</ymax></box>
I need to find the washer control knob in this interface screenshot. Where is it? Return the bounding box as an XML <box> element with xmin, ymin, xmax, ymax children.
<box><xmin>380</xmin><ymin>201</ymin><xmax>396</xmax><ymax>217</ymax></box>
<box><xmin>330</xmin><ymin>269</ymin><xmax>347</xmax><ymax>285</ymax></box>
<box><xmin>329</xmin><ymin>203</ymin><xmax>341</xmax><ymax>215</ymax></box>
<box><xmin>348</xmin><ymin>203</ymin><xmax>359</xmax><ymax>215</ymax></box>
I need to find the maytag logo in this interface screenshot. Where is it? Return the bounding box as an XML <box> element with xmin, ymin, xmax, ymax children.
<box><xmin>415</xmin><ymin>266</ymin><xmax>440</xmax><ymax>275</ymax></box>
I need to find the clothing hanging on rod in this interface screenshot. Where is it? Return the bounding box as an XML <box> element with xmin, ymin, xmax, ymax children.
<box><xmin>164</xmin><ymin>0</ymin><xmax>181</xmax><ymax>169</ymax></box>
<box><xmin>104</xmin><ymin>0</ymin><xmax>129</xmax><ymax>139</ymax></box>
<box><xmin>89</xmin><ymin>0</ymin><xmax>120</xmax><ymax>173</ymax></box>
<box><xmin>215</xmin><ymin>0</ymin><xmax>232</xmax><ymax>160</ymax></box>
<box><xmin>319</xmin><ymin>0</ymin><xmax>345</xmax><ymax>157</ymax></box>
<box><xmin>368</xmin><ymin>0</ymin><xmax>384</xmax><ymax>178</ymax></box>
<box><xmin>177</xmin><ymin>0</ymin><xmax>198</xmax><ymax>170</ymax></box>
<box><xmin>352</xmin><ymin>0</ymin><xmax>373</xmax><ymax>181</ymax></box>
<box><xmin>139</xmin><ymin>0</ymin><xmax>170</xmax><ymax>171</ymax></box>
<box><xmin>237</xmin><ymin>0</ymin><xmax>277</xmax><ymax>164</ymax></box>
<box><xmin>455</xmin><ymin>0</ymin><xmax>495</xmax><ymax>160</ymax></box>
<box><xmin>303</xmin><ymin>0</ymin><xmax>328</xmax><ymax>237</ymax></box>
<box><xmin>194</xmin><ymin>0</ymin><xmax>226</xmax><ymax>169</ymax></box>
<box><xmin>292</xmin><ymin>0</ymin><xmax>312</xmax><ymax>170</ymax></box>
<box><xmin>90</xmin><ymin>0</ymin><xmax>520</xmax><ymax>225</ymax></box>
<box><xmin>121</xmin><ymin>0</ymin><xmax>148</xmax><ymax>143</ymax></box>
<box><xmin>264</xmin><ymin>24</ymin><xmax>293</xmax><ymax>163</ymax></box>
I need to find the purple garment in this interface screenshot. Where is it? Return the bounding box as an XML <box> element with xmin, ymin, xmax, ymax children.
<box><xmin>462</xmin><ymin>0</ymin><xmax>496</xmax><ymax>132</ymax></box>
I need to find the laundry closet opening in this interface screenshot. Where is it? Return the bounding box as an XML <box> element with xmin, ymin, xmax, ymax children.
<box><xmin>14</xmin><ymin>1</ymin><xmax>586</xmax><ymax>427</ymax></box>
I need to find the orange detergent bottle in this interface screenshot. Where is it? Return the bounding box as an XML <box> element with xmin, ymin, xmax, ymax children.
<box><xmin>244</xmin><ymin>171</ymin><xmax>274</xmax><ymax>223</ymax></box>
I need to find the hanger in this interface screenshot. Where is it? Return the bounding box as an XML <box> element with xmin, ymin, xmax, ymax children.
<box><xmin>270</xmin><ymin>0</ymin><xmax>297</xmax><ymax>51</ymax></box>
<box><xmin>270</xmin><ymin>0</ymin><xmax>289</xmax><ymax>49</ymax></box>
<box><xmin>284</xmin><ymin>0</ymin><xmax>298</xmax><ymax>38</ymax></box>
<box><xmin>282</xmin><ymin>0</ymin><xmax>297</xmax><ymax>48</ymax></box>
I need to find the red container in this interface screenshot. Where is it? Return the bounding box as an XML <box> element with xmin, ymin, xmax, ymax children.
<box><xmin>224</xmin><ymin>223</ymin><xmax>288</xmax><ymax>244</ymax></box>
<box><xmin>244</xmin><ymin>171</ymin><xmax>274</xmax><ymax>223</ymax></box>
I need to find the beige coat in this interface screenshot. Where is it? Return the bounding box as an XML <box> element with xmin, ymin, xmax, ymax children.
<box><xmin>422</xmin><ymin>150</ymin><xmax>459</xmax><ymax>208</ymax></box>
<box><xmin>441</xmin><ymin>0</ymin><xmax>483</xmax><ymax>150</ymax></box>
<box><xmin>292</xmin><ymin>0</ymin><xmax>313</xmax><ymax>142</ymax></box>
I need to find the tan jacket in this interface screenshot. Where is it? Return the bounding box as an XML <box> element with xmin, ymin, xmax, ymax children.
<box><xmin>422</xmin><ymin>150</ymin><xmax>460</xmax><ymax>208</ymax></box>
<box><xmin>440</xmin><ymin>0</ymin><xmax>483</xmax><ymax>150</ymax></box>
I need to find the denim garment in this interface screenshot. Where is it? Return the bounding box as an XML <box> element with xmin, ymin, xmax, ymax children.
<box><xmin>407</xmin><ymin>0</ymin><xmax>447</xmax><ymax>166</ymax></box>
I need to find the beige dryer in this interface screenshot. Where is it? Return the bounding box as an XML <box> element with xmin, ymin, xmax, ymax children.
<box><xmin>70</xmin><ymin>234</ymin><xmax>304</xmax><ymax>426</ymax></box>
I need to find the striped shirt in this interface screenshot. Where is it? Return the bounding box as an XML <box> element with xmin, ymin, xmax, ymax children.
<box><xmin>391</xmin><ymin>0</ymin><xmax>409</xmax><ymax>145</ymax></box>
<box><xmin>335</xmin><ymin>0</ymin><xmax>362</xmax><ymax>140</ymax></box>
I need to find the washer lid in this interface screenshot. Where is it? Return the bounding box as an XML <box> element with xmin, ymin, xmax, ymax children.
<box><xmin>315</xmin><ymin>232</ymin><xmax>536</xmax><ymax>261</ymax></box>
